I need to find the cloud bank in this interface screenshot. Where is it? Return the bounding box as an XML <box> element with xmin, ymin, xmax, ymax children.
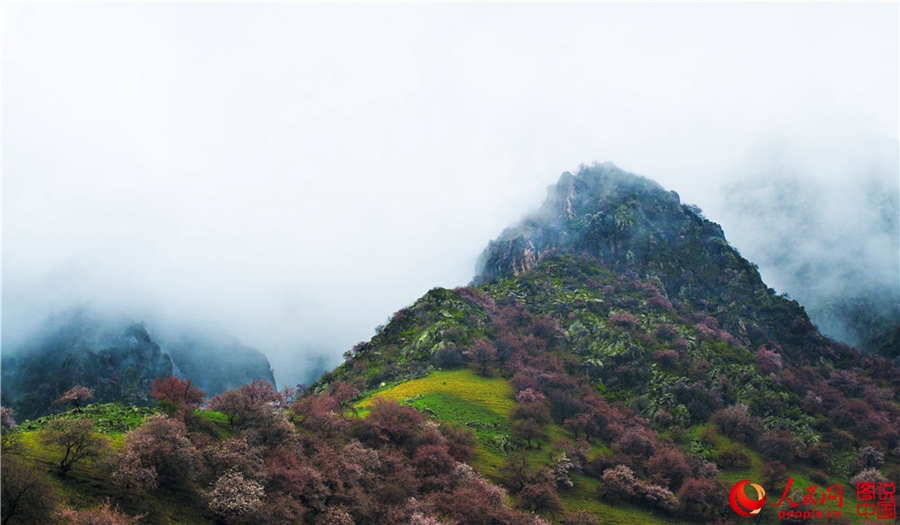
<box><xmin>3</xmin><ymin>3</ymin><xmax>897</xmax><ymax>386</ymax></box>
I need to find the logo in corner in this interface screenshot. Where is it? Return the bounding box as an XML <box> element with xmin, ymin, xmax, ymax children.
<box><xmin>729</xmin><ymin>480</ymin><xmax>767</xmax><ymax>517</ymax></box>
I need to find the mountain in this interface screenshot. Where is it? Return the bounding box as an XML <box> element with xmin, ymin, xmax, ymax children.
<box><xmin>3</xmin><ymin>163</ymin><xmax>897</xmax><ymax>524</ymax></box>
<box><xmin>314</xmin><ymin>163</ymin><xmax>899</xmax><ymax>522</ymax></box>
<box><xmin>1</xmin><ymin>309</ymin><xmax>276</xmax><ymax>421</ymax></box>
<box><xmin>475</xmin><ymin>163</ymin><xmax>825</xmax><ymax>365</ymax></box>
<box><xmin>161</xmin><ymin>329</ymin><xmax>278</xmax><ymax>396</ymax></box>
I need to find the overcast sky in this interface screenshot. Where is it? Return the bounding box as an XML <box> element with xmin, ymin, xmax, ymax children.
<box><xmin>3</xmin><ymin>2</ymin><xmax>898</xmax><ymax>387</ymax></box>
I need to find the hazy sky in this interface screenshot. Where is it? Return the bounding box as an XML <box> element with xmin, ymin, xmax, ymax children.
<box><xmin>3</xmin><ymin>3</ymin><xmax>898</xmax><ymax>387</ymax></box>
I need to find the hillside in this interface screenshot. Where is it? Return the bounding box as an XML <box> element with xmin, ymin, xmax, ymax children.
<box><xmin>2</xmin><ymin>164</ymin><xmax>898</xmax><ymax>524</ymax></box>
<box><xmin>319</xmin><ymin>164</ymin><xmax>900</xmax><ymax>522</ymax></box>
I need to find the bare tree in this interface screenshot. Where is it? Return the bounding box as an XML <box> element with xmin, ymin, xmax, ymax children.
<box><xmin>40</xmin><ymin>418</ymin><xmax>109</xmax><ymax>478</ymax></box>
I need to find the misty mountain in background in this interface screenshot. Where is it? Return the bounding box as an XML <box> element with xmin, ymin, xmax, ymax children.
<box><xmin>160</xmin><ymin>329</ymin><xmax>278</xmax><ymax>396</ymax></box>
<box><xmin>720</xmin><ymin>171</ymin><xmax>899</xmax><ymax>357</ymax></box>
<box><xmin>0</xmin><ymin>309</ymin><xmax>276</xmax><ymax>420</ymax></box>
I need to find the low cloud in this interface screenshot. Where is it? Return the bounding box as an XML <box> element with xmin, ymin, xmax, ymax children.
<box><xmin>3</xmin><ymin>3</ymin><xmax>897</xmax><ymax>387</ymax></box>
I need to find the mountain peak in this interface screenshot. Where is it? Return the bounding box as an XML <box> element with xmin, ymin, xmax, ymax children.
<box><xmin>477</xmin><ymin>163</ymin><xmax>708</xmax><ymax>284</ymax></box>
<box><xmin>475</xmin><ymin>163</ymin><xmax>831</xmax><ymax>363</ymax></box>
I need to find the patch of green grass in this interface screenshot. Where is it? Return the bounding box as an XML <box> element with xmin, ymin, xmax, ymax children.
<box><xmin>16</xmin><ymin>403</ymin><xmax>158</xmax><ymax>435</ymax></box>
<box><xmin>357</xmin><ymin>369</ymin><xmax>515</xmax><ymax>477</ymax></box>
<box><xmin>358</xmin><ymin>369</ymin><xmax>514</xmax><ymax>414</ymax></box>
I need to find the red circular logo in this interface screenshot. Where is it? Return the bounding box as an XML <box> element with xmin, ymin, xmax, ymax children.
<box><xmin>729</xmin><ymin>480</ymin><xmax>767</xmax><ymax>517</ymax></box>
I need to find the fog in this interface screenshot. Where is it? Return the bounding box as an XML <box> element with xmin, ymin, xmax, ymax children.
<box><xmin>3</xmin><ymin>3</ymin><xmax>897</xmax><ymax>387</ymax></box>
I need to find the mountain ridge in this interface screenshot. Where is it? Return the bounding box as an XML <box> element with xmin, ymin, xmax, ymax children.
<box><xmin>3</xmin><ymin>163</ymin><xmax>897</xmax><ymax>524</ymax></box>
<box><xmin>313</xmin><ymin>163</ymin><xmax>898</xmax><ymax>520</ymax></box>
<box><xmin>1</xmin><ymin>309</ymin><xmax>277</xmax><ymax>421</ymax></box>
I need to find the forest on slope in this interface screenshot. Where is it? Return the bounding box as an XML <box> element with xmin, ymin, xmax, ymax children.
<box><xmin>2</xmin><ymin>165</ymin><xmax>897</xmax><ymax>525</ymax></box>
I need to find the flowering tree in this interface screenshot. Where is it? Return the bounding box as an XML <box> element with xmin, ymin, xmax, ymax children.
<box><xmin>54</xmin><ymin>385</ymin><xmax>94</xmax><ymax>413</ymax></box>
<box><xmin>114</xmin><ymin>414</ymin><xmax>201</xmax><ymax>488</ymax></box>
<box><xmin>511</xmin><ymin>419</ymin><xmax>546</xmax><ymax>449</ymax></box>
<box><xmin>207</xmin><ymin>380</ymin><xmax>287</xmax><ymax>432</ymax></box>
<box><xmin>600</xmin><ymin>465</ymin><xmax>640</xmax><ymax>500</ymax></box>
<box><xmin>517</xmin><ymin>470</ymin><xmax>562</xmax><ymax>512</ymax></box>
<box><xmin>291</xmin><ymin>393</ymin><xmax>347</xmax><ymax>435</ymax></box>
<box><xmin>1</xmin><ymin>407</ymin><xmax>17</xmax><ymax>429</ymax></box>
<box><xmin>408</xmin><ymin>511</ymin><xmax>444</xmax><ymax>525</ymax></box>
<box><xmin>608</xmin><ymin>311</ymin><xmax>639</xmax><ymax>331</ymax></box>
<box><xmin>646</xmin><ymin>445</ymin><xmax>692</xmax><ymax>490</ymax></box>
<box><xmin>677</xmin><ymin>477</ymin><xmax>726</xmax><ymax>519</ymax></box>
<box><xmin>470</xmin><ymin>339</ymin><xmax>497</xmax><ymax>376</ymax></box>
<box><xmin>240</xmin><ymin>379</ymin><xmax>283</xmax><ymax>406</ymax></box>
<box><xmin>206</xmin><ymin>469</ymin><xmax>265</xmax><ymax>521</ymax></box>
<box><xmin>761</xmin><ymin>461</ymin><xmax>788</xmax><ymax>491</ymax></box>
<box><xmin>206</xmin><ymin>390</ymin><xmax>246</xmax><ymax>428</ymax></box>
<box><xmin>711</xmin><ymin>405</ymin><xmax>762</xmax><ymax>445</ymax></box>
<box><xmin>412</xmin><ymin>444</ymin><xmax>456</xmax><ymax>490</ymax></box>
<box><xmin>617</xmin><ymin>427</ymin><xmax>656</xmax><ymax>458</ymax></box>
<box><xmin>858</xmin><ymin>445</ymin><xmax>885</xmax><ymax>469</ymax></box>
<box><xmin>849</xmin><ymin>468</ymin><xmax>888</xmax><ymax>490</ymax></box>
<box><xmin>1</xmin><ymin>406</ymin><xmax>18</xmax><ymax>451</ymax></box>
<box><xmin>150</xmin><ymin>377</ymin><xmax>205</xmax><ymax>412</ymax></box>
<box><xmin>551</xmin><ymin>452</ymin><xmax>576</xmax><ymax>489</ymax></box>
<box><xmin>110</xmin><ymin>446</ymin><xmax>158</xmax><ymax>494</ymax></box>
<box><xmin>317</xmin><ymin>505</ymin><xmax>354</xmax><ymax>525</ymax></box>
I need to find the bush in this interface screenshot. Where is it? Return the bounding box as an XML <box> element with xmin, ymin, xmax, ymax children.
<box><xmin>758</xmin><ymin>430</ymin><xmax>795</xmax><ymax>466</ymax></box>
<box><xmin>849</xmin><ymin>468</ymin><xmax>888</xmax><ymax>490</ymax></box>
<box><xmin>433</xmin><ymin>345</ymin><xmax>464</xmax><ymax>369</ymax></box>
<box><xmin>711</xmin><ymin>405</ymin><xmax>762</xmax><ymax>445</ymax></box>
<box><xmin>115</xmin><ymin>415</ymin><xmax>202</xmax><ymax>487</ymax></box>
<box><xmin>678</xmin><ymin>477</ymin><xmax>726</xmax><ymax>519</ymax></box>
<box><xmin>609</xmin><ymin>311</ymin><xmax>640</xmax><ymax>331</ymax></box>
<box><xmin>715</xmin><ymin>443</ymin><xmax>752</xmax><ymax>469</ymax></box>
<box><xmin>206</xmin><ymin>469</ymin><xmax>265</xmax><ymax>520</ymax></box>
<box><xmin>517</xmin><ymin>471</ymin><xmax>562</xmax><ymax>512</ymax></box>
<box><xmin>809</xmin><ymin>469</ymin><xmax>829</xmax><ymax>486</ymax></box>
<box><xmin>562</xmin><ymin>510</ymin><xmax>600</xmax><ymax>525</ymax></box>
<box><xmin>647</xmin><ymin>445</ymin><xmax>692</xmax><ymax>490</ymax></box>
<box><xmin>600</xmin><ymin>465</ymin><xmax>640</xmax><ymax>500</ymax></box>
<box><xmin>54</xmin><ymin>500</ymin><xmax>143</xmax><ymax>525</ymax></box>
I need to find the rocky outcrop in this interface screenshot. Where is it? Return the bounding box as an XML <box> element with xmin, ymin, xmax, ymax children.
<box><xmin>475</xmin><ymin>163</ymin><xmax>827</xmax><ymax>362</ymax></box>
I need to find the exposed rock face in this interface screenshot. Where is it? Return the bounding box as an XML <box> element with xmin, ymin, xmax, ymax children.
<box><xmin>1</xmin><ymin>311</ymin><xmax>173</xmax><ymax>420</ymax></box>
<box><xmin>162</xmin><ymin>332</ymin><xmax>277</xmax><ymax>396</ymax></box>
<box><xmin>475</xmin><ymin>163</ymin><xmax>828</xmax><ymax>361</ymax></box>
<box><xmin>477</xmin><ymin>163</ymin><xmax>760</xmax><ymax>297</ymax></box>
